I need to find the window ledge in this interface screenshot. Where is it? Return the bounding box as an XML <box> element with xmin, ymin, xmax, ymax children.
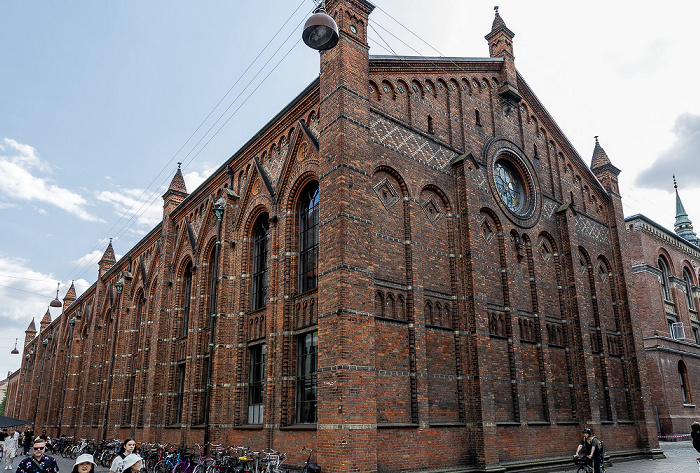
<box><xmin>279</xmin><ymin>424</ymin><xmax>317</xmax><ymax>431</ymax></box>
<box><xmin>165</xmin><ymin>423</ymin><xmax>182</xmax><ymax>429</ymax></box>
<box><xmin>377</xmin><ymin>423</ymin><xmax>419</xmax><ymax>429</ymax></box>
<box><xmin>495</xmin><ymin>422</ymin><xmax>521</xmax><ymax>427</ymax></box>
<box><xmin>232</xmin><ymin>424</ymin><xmax>264</xmax><ymax>430</ymax></box>
<box><xmin>683</xmin><ymin>403</ymin><xmax>696</xmax><ymax>408</ymax></box>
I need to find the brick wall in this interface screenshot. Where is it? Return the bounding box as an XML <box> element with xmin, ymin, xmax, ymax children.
<box><xmin>12</xmin><ymin>2</ymin><xmax>663</xmax><ymax>471</ymax></box>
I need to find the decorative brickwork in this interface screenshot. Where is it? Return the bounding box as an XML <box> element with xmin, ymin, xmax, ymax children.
<box><xmin>6</xmin><ymin>4</ymin><xmax>662</xmax><ymax>472</ymax></box>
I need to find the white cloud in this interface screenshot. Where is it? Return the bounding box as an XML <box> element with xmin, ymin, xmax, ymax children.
<box><xmin>0</xmin><ymin>202</ymin><xmax>17</xmax><ymax>209</ymax></box>
<box><xmin>636</xmin><ymin>113</ymin><xmax>700</xmax><ymax>190</ymax></box>
<box><xmin>183</xmin><ymin>164</ymin><xmax>217</xmax><ymax>193</ymax></box>
<box><xmin>0</xmin><ymin>254</ymin><xmax>89</xmax><ymax>376</ymax></box>
<box><xmin>0</xmin><ymin>138</ymin><xmax>104</xmax><ymax>222</ymax></box>
<box><xmin>96</xmin><ymin>187</ymin><xmax>163</xmax><ymax>228</ymax></box>
<box><xmin>72</xmin><ymin>250</ymin><xmax>105</xmax><ymax>269</ymax></box>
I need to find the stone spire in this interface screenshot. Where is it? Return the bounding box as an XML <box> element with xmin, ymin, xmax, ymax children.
<box><xmin>673</xmin><ymin>176</ymin><xmax>699</xmax><ymax>246</ymax></box>
<box><xmin>485</xmin><ymin>6</ymin><xmax>521</xmax><ymax>114</ymax></box>
<box><xmin>40</xmin><ymin>307</ymin><xmax>52</xmax><ymax>332</ymax></box>
<box><xmin>591</xmin><ymin>135</ymin><xmax>611</xmax><ymax>169</ymax></box>
<box><xmin>163</xmin><ymin>163</ymin><xmax>189</xmax><ymax>218</ymax></box>
<box><xmin>590</xmin><ymin>136</ymin><xmax>621</xmax><ymax>195</ymax></box>
<box><xmin>99</xmin><ymin>238</ymin><xmax>117</xmax><ymax>279</ymax></box>
<box><xmin>64</xmin><ymin>280</ymin><xmax>77</xmax><ymax>308</ymax></box>
<box><xmin>25</xmin><ymin>318</ymin><xmax>36</xmax><ymax>346</ymax></box>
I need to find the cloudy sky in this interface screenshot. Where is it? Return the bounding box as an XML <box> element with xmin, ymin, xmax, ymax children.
<box><xmin>1</xmin><ymin>0</ymin><xmax>698</xmax><ymax>378</ymax></box>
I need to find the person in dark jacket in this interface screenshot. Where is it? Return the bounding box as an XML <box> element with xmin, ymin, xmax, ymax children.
<box><xmin>691</xmin><ymin>422</ymin><xmax>700</xmax><ymax>454</ymax></box>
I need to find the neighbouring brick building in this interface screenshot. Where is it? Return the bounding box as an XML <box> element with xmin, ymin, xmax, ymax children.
<box><xmin>625</xmin><ymin>180</ymin><xmax>700</xmax><ymax>438</ymax></box>
<box><xmin>6</xmin><ymin>2</ymin><xmax>661</xmax><ymax>471</ymax></box>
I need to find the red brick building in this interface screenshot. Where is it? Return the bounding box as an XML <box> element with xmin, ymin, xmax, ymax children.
<box><xmin>625</xmin><ymin>181</ymin><xmax>700</xmax><ymax>438</ymax></box>
<box><xmin>7</xmin><ymin>2</ymin><xmax>661</xmax><ymax>471</ymax></box>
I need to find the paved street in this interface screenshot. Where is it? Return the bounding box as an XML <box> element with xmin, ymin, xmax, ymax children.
<box><xmin>595</xmin><ymin>441</ymin><xmax>698</xmax><ymax>473</ymax></box>
<box><xmin>3</xmin><ymin>441</ymin><xmax>698</xmax><ymax>473</ymax></box>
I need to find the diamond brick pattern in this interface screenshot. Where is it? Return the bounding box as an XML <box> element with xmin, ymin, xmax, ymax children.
<box><xmin>370</xmin><ymin>114</ymin><xmax>458</xmax><ymax>169</ymax></box>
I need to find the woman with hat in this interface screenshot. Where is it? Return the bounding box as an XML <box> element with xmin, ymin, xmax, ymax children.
<box><xmin>72</xmin><ymin>454</ymin><xmax>96</xmax><ymax>473</ymax></box>
<box><xmin>122</xmin><ymin>454</ymin><xmax>143</xmax><ymax>473</ymax></box>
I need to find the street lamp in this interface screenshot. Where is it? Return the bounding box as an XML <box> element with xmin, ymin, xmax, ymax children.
<box><xmin>17</xmin><ymin>350</ymin><xmax>32</xmax><ymax>419</ymax></box>
<box><xmin>50</xmin><ymin>283</ymin><xmax>63</xmax><ymax>308</ymax></box>
<box><xmin>203</xmin><ymin>196</ymin><xmax>225</xmax><ymax>452</ymax></box>
<box><xmin>58</xmin><ymin>316</ymin><xmax>77</xmax><ymax>436</ymax></box>
<box><xmin>303</xmin><ymin>1</ymin><xmax>339</xmax><ymax>51</ymax></box>
<box><xmin>103</xmin><ymin>276</ymin><xmax>125</xmax><ymax>440</ymax></box>
<box><xmin>11</xmin><ymin>338</ymin><xmax>19</xmax><ymax>354</ymax></box>
<box><xmin>34</xmin><ymin>333</ymin><xmax>52</xmax><ymax>427</ymax></box>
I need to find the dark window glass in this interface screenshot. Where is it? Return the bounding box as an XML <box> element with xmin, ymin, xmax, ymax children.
<box><xmin>248</xmin><ymin>344</ymin><xmax>266</xmax><ymax>424</ymax></box>
<box><xmin>174</xmin><ymin>363</ymin><xmax>186</xmax><ymax>424</ymax></box>
<box><xmin>659</xmin><ymin>257</ymin><xmax>670</xmax><ymax>301</ymax></box>
<box><xmin>683</xmin><ymin>269</ymin><xmax>695</xmax><ymax>310</ymax></box>
<box><xmin>296</xmin><ymin>331</ymin><xmax>318</xmax><ymax>424</ymax></box>
<box><xmin>679</xmin><ymin>362</ymin><xmax>691</xmax><ymax>404</ymax></box>
<box><xmin>209</xmin><ymin>251</ymin><xmax>218</xmax><ymax>317</ymax></box>
<box><xmin>182</xmin><ymin>263</ymin><xmax>193</xmax><ymax>337</ymax></box>
<box><xmin>298</xmin><ymin>183</ymin><xmax>319</xmax><ymax>293</ymax></box>
<box><xmin>252</xmin><ymin>214</ymin><xmax>270</xmax><ymax>310</ymax></box>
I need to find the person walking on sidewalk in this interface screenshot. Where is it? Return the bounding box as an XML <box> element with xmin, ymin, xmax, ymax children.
<box><xmin>3</xmin><ymin>429</ymin><xmax>18</xmax><ymax>471</ymax></box>
<box><xmin>15</xmin><ymin>438</ymin><xmax>58</xmax><ymax>473</ymax></box>
<box><xmin>70</xmin><ymin>454</ymin><xmax>95</xmax><ymax>473</ymax></box>
<box><xmin>109</xmin><ymin>439</ymin><xmax>136</xmax><ymax>473</ymax></box>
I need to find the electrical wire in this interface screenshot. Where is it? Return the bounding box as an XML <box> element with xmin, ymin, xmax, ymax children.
<box><xmin>60</xmin><ymin>0</ymin><xmax>312</xmax><ymax>286</ymax></box>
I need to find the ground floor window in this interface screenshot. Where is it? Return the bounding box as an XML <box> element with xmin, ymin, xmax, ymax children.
<box><xmin>174</xmin><ymin>362</ymin><xmax>186</xmax><ymax>424</ymax></box>
<box><xmin>248</xmin><ymin>344</ymin><xmax>265</xmax><ymax>424</ymax></box>
<box><xmin>296</xmin><ymin>331</ymin><xmax>318</xmax><ymax>423</ymax></box>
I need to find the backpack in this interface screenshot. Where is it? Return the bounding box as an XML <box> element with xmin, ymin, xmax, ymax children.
<box><xmin>595</xmin><ymin>437</ymin><xmax>605</xmax><ymax>461</ymax></box>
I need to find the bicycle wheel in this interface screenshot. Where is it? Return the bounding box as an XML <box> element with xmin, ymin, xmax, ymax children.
<box><xmin>191</xmin><ymin>464</ymin><xmax>204</xmax><ymax>473</ymax></box>
<box><xmin>154</xmin><ymin>461</ymin><xmax>169</xmax><ymax>473</ymax></box>
<box><xmin>173</xmin><ymin>462</ymin><xmax>190</xmax><ymax>473</ymax></box>
<box><xmin>145</xmin><ymin>457</ymin><xmax>157</xmax><ymax>473</ymax></box>
<box><xmin>70</xmin><ymin>447</ymin><xmax>79</xmax><ymax>460</ymax></box>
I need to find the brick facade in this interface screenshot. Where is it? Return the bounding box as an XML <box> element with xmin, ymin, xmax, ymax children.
<box><xmin>7</xmin><ymin>2</ymin><xmax>661</xmax><ymax>471</ymax></box>
<box><xmin>625</xmin><ymin>213</ymin><xmax>700</xmax><ymax>437</ymax></box>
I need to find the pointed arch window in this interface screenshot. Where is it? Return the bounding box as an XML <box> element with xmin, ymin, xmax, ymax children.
<box><xmin>252</xmin><ymin>214</ymin><xmax>270</xmax><ymax>311</ymax></box>
<box><xmin>298</xmin><ymin>182</ymin><xmax>319</xmax><ymax>293</ymax></box>
<box><xmin>683</xmin><ymin>268</ymin><xmax>696</xmax><ymax>311</ymax></box>
<box><xmin>181</xmin><ymin>262</ymin><xmax>193</xmax><ymax>338</ymax></box>
<box><xmin>679</xmin><ymin>361</ymin><xmax>692</xmax><ymax>404</ymax></box>
<box><xmin>659</xmin><ymin>257</ymin><xmax>671</xmax><ymax>301</ymax></box>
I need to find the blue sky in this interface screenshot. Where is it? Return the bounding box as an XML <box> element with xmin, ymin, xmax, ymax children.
<box><xmin>1</xmin><ymin>0</ymin><xmax>699</xmax><ymax>377</ymax></box>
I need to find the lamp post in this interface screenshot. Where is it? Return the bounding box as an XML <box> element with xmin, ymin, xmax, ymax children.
<box><xmin>17</xmin><ymin>349</ymin><xmax>33</xmax><ymax>419</ymax></box>
<box><xmin>33</xmin><ymin>333</ymin><xmax>52</xmax><ymax>427</ymax></box>
<box><xmin>203</xmin><ymin>197</ymin><xmax>225</xmax><ymax>452</ymax></box>
<box><xmin>102</xmin><ymin>276</ymin><xmax>124</xmax><ymax>441</ymax></box>
<box><xmin>57</xmin><ymin>316</ymin><xmax>77</xmax><ymax>436</ymax></box>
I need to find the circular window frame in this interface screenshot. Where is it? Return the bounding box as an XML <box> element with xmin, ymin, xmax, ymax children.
<box><xmin>486</xmin><ymin>140</ymin><xmax>541</xmax><ymax>228</ymax></box>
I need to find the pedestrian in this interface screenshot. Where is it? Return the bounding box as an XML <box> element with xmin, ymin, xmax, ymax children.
<box><xmin>21</xmin><ymin>430</ymin><xmax>32</xmax><ymax>457</ymax></box>
<box><xmin>15</xmin><ymin>437</ymin><xmax>58</xmax><ymax>473</ymax></box>
<box><xmin>71</xmin><ymin>454</ymin><xmax>95</xmax><ymax>473</ymax></box>
<box><xmin>691</xmin><ymin>421</ymin><xmax>700</xmax><ymax>454</ymax></box>
<box><xmin>0</xmin><ymin>429</ymin><xmax>7</xmax><ymax>460</ymax></box>
<box><xmin>109</xmin><ymin>439</ymin><xmax>136</xmax><ymax>473</ymax></box>
<box><xmin>121</xmin><ymin>454</ymin><xmax>142</xmax><ymax>473</ymax></box>
<box><xmin>2</xmin><ymin>429</ymin><xmax>18</xmax><ymax>470</ymax></box>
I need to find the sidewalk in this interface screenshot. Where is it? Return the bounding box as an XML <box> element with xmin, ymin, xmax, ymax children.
<box><xmin>600</xmin><ymin>441</ymin><xmax>698</xmax><ymax>473</ymax></box>
<box><xmin>10</xmin><ymin>442</ymin><xmax>700</xmax><ymax>473</ymax></box>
